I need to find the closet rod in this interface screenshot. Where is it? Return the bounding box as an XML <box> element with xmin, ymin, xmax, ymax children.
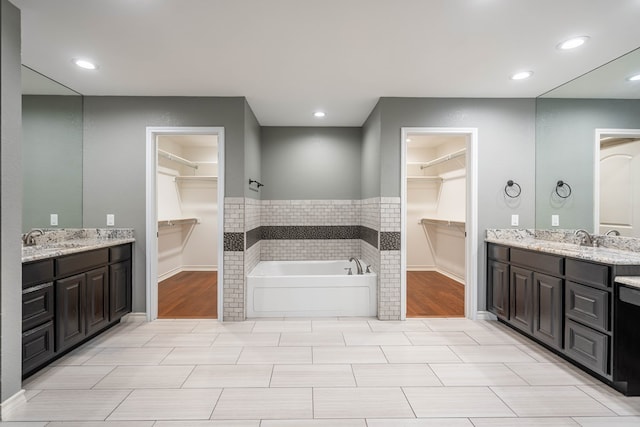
<box><xmin>158</xmin><ymin>149</ymin><xmax>198</xmax><ymax>170</ymax></box>
<box><xmin>419</xmin><ymin>148</ymin><xmax>466</xmax><ymax>170</ymax></box>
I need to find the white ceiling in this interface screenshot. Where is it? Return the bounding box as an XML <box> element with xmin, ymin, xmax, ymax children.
<box><xmin>13</xmin><ymin>0</ymin><xmax>640</xmax><ymax>126</ymax></box>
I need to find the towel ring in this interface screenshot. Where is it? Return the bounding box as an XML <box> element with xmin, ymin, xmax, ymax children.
<box><xmin>504</xmin><ymin>180</ymin><xmax>521</xmax><ymax>198</ymax></box>
<box><xmin>555</xmin><ymin>180</ymin><xmax>572</xmax><ymax>199</ymax></box>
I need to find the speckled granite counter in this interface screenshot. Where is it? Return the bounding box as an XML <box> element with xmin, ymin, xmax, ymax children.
<box><xmin>22</xmin><ymin>228</ymin><xmax>135</xmax><ymax>263</ymax></box>
<box><xmin>486</xmin><ymin>229</ymin><xmax>640</xmax><ymax>265</ymax></box>
<box><xmin>616</xmin><ymin>276</ymin><xmax>640</xmax><ymax>290</ymax></box>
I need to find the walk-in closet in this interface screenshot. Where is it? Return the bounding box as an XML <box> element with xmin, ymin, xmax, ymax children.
<box><xmin>406</xmin><ymin>134</ymin><xmax>466</xmax><ymax>317</ymax></box>
<box><xmin>156</xmin><ymin>134</ymin><xmax>218</xmax><ymax>318</ymax></box>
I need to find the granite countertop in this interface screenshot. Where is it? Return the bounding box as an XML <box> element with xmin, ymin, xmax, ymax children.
<box><xmin>616</xmin><ymin>276</ymin><xmax>640</xmax><ymax>290</ymax></box>
<box><xmin>21</xmin><ymin>228</ymin><xmax>135</xmax><ymax>263</ymax></box>
<box><xmin>485</xmin><ymin>236</ymin><xmax>640</xmax><ymax>265</ymax></box>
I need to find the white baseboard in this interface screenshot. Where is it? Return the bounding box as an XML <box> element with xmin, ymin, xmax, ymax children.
<box><xmin>406</xmin><ymin>265</ymin><xmax>436</xmax><ymax>271</ymax></box>
<box><xmin>121</xmin><ymin>312</ymin><xmax>147</xmax><ymax>323</ymax></box>
<box><xmin>476</xmin><ymin>311</ymin><xmax>497</xmax><ymax>321</ymax></box>
<box><xmin>158</xmin><ymin>265</ymin><xmax>217</xmax><ymax>281</ymax></box>
<box><xmin>1</xmin><ymin>389</ymin><xmax>26</xmax><ymax>419</ymax></box>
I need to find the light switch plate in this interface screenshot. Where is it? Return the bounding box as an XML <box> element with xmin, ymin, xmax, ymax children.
<box><xmin>552</xmin><ymin>214</ymin><xmax>559</xmax><ymax>226</ymax></box>
<box><xmin>511</xmin><ymin>214</ymin><xmax>519</xmax><ymax>226</ymax></box>
<box><xmin>50</xmin><ymin>214</ymin><xmax>58</xmax><ymax>226</ymax></box>
<box><xmin>106</xmin><ymin>214</ymin><xmax>115</xmax><ymax>226</ymax></box>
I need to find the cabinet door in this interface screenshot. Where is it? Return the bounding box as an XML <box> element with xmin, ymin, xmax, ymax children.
<box><xmin>56</xmin><ymin>274</ymin><xmax>86</xmax><ymax>351</ymax></box>
<box><xmin>86</xmin><ymin>267</ymin><xmax>110</xmax><ymax>335</ymax></box>
<box><xmin>533</xmin><ymin>272</ymin><xmax>563</xmax><ymax>349</ymax></box>
<box><xmin>22</xmin><ymin>321</ymin><xmax>55</xmax><ymax>376</ymax></box>
<box><xmin>488</xmin><ymin>260</ymin><xmax>509</xmax><ymax>320</ymax></box>
<box><xmin>110</xmin><ymin>260</ymin><xmax>131</xmax><ymax>321</ymax></box>
<box><xmin>510</xmin><ymin>266</ymin><xmax>533</xmax><ymax>333</ymax></box>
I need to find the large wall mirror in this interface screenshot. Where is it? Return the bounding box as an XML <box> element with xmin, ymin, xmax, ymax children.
<box><xmin>535</xmin><ymin>47</ymin><xmax>640</xmax><ymax>235</ymax></box>
<box><xmin>22</xmin><ymin>66</ymin><xmax>83</xmax><ymax>232</ymax></box>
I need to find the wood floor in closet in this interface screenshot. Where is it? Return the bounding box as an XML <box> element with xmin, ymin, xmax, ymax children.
<box><xmin>158</xmin><ymin>271</ymin><xmax>217</xmax><ymax>319</ymax></box>
<box><xmin>407</xmin><ymin>271</ymin><xmax>465</xmax><ymax>317</ymax></box>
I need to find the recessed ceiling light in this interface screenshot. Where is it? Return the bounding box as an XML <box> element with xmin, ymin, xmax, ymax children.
<box><xmin>511</xmin><ymin>71</ymin><xmax>533</xmax><ymax>80</ymax></box>
<box><xmin>557</xmin><ymin>36</ymin><xmax>590</xmax><ymax>50</ymax></box>
<box><xmin>627</xmin><ymin>73</ymin><xmax>640</xmax><ymax>82</ymax></box>
<box><xmin>313</xmin><ymin>111</ymin><xmax>326</xmax><ymax>118</ymax></box>
<box><xmin>73</xmin><ymin>58</ymin><xmax>97</xmax><ymax>70</ymax></box>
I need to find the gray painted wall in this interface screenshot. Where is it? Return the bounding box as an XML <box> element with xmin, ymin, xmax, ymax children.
<box><xmin>361</xmin><ymin>104</ymin><xmax>381</xmax><ymax>200</ymax></box>
<box><xmin>23</xmin><ymin>95</ymin><xmax>83</xmax><ymax>231</ymax></box>
<box><xmin>260</xmin><ymin>127</ymin><xmax>362</xmax><ymax>200</ymax></box>
<box><xmin>244</xmin><ymin>100</ymin><xmax>261</xmax><ymax>199</ymax></box>
<box><xmin>375</xmin><ymin>97</ymin><xmax>536</xmax><ymax>311</ymax></box>
<box><xmin>1</xmin><ymin>0</ymin><xmax>23</xmax><ymax>406</ymax></box>
<box><xmin>535</xmin><ymin>98</ymin><xmax>640</xmax><ymax>230</ymax></box>
<box><xmin>82</xmin><ymin>96</ymin><xmax>247</xmax><ymax>312</ymax></box>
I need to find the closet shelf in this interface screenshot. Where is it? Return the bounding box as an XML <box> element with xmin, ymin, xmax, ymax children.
<box><xmin>158</xmin><ymin>149</ymin><xmax>198</xmax><ymax>170</ymax></box>
<box><xmin>421</xmin><ymin>218</ymin><xmax>465</xmax><ymax>227</ymax></box>
<box><xmin>418</xmin><ymin>148</ymin><xmax>466</xmax><ymax>170</ymax></box>
<box><xmin>158</xmin><ymin>217</ymin><xmax>200</xmax><ymax>227</ymax></box>
<box><xmin>174</xmin><ymin>176</ymin><xmax>217</xmax><ymax>182</ymax></box>
<box><xmin>407</xmin><ymin>176</ymin><xmax>443</xmax><ymax>182</ymax></box>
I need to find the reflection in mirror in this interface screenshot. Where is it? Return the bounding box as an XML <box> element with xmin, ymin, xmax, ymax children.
<box><xmin>22</xmin><ymin>66</ymin><xmax>83</xmax><ymax>232</ymax></box>
<box><xmin>535</xmin><ymin>48</ymin><xmax>640</xmax><ymax>232</ymax></box>
<box><xmin>596</xmin><ymin>130</ymin><xmax>640</xmax><ymax>237</ymax></box>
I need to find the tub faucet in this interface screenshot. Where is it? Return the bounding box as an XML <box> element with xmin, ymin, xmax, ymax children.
<box><xmin>22</xmin><ymin>229</ymin><xmax>44</xmax><ymax>246</ymax></box>
<box><xmin>574</xmin><ymin>229</ymin><xmax>593</xmax><ymax>247</ymax></box>
<box><xmin>349</xmin><ymin>257</ymin><xmax>363</xmax><ymax>275</ymax></box>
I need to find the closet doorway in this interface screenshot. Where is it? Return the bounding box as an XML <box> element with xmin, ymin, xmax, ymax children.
<box><xmin>146</xmin><ymin>127</ymin><xmax>225</xmax><ymax>321</ymax></box>
<box><xmin>401</xmin><ymin>128</ymin><xmax>477</xmax><ymax>319</ymax></box>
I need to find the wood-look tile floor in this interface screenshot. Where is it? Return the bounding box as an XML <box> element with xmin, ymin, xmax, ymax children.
<box><xmin>158</xmin><ymin>271</ymin><xmax>217</xmax><ymax>319</ymax></box>
<box><xmin>407</xmin><ymin>271</ymin><xmax>465</xmax><ymax>317</ymax></box>
<box><xmin>11</xmin><ymin>317</ymin><xmax>640</xmax><ymax>425</ymax></box>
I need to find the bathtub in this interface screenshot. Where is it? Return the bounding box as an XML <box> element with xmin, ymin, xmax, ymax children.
<box><xmin>246</xmin><ymin>260</ymin><xmax>377</xmax><ymax>318</ymax></box>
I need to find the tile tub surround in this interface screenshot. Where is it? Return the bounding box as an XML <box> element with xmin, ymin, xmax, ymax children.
<box><xmin>486</xmin><ymin>229</ymin><xmax>640</xmax><ymax>265</ymax></box>
<box><xmin>21</xmin><ymin>228</ymin><xmax>135</xmax><ymax>262</ymax></box>
<box><xmin>8</xmin><ymin>317</ymin><xmax>640</xmax><ymax>423</ymax></box>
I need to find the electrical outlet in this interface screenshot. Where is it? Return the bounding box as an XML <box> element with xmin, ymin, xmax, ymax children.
<box><xmin>552</xmin><ymin>214</ymin><xmax>560</xmax><ymax>227</ymax></box>
<box><xmin>106</xmin><ymin>214</ymin><xmax>115</xmax><ymax>226</ymax></box>
<box><xmin>50</xmin><ymin>214</ymin><xmax>58</xmax><ymax>226</ymax></box>
<box><xmin>511</xmin><ymin>214</ymin><xmax>519</xmax><ymax>226</ymax></box>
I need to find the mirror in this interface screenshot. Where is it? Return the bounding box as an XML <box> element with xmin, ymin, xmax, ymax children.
<box><xmin>22</xmin><ymin>66</ymin><xmax>83</xmax><ymax>232</ymax></box>
<box><xmin>535</xmin><ymin>47</ymin><xmax>640</xmax><ymax>232</ymax></box>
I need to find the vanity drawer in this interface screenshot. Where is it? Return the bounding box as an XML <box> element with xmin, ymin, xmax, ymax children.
<box><xmin>56</xmin><ymin>248</ymin><xmax>109</xmax><ymax>278</ymax></box>
<box><xmin>22</xmin><ymin>321</ymin><xmax>55</xmax><ymax>375</ymax></box>
<box><xmin>511</xmin><ymin>248</ymin><xmax>564</xmax><ymax>276</ymax></box>
<box><xmin>22</xmin><ymin>259</ymin><xmax>54</xmax><ymax>288</ymax></box>
<box><xmin>22</xmin><ymin>282</ymin><xmax>54</xmax><ymax>332</ymax></box>
<box><xmin>487</xmin><ymin>244</ymin><xmax>509</xmax><ymax>262</ymax></box>
<box><xmin>566</xmin><ymin>259</ymin><xmax>610</xmax><ymax>289</ymax></box>
<box><xmin>110</xmin><ymin>244</ymin><xmax>131</xmax><ymax>263</ymax></box>
<box><xmin>565</xmin><ymin>319</ymin><xmax>609</xmax><ymax>376</ymax></box>
<box><xmin>566</xmin><ymin>281</ymin><xmax>609</xmax><ymax>332</ymax></box>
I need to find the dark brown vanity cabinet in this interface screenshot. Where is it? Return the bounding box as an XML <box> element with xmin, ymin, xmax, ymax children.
<box><xmin>487</xmin><ymin>241</ymin><xmax>640</xmax><ymax>392</ymax></box>
<box><xmin>22</xmin><ymin>243</ymin><xmax>132</xmax><ymax>377</ymax></box>
<box><xmin>489</xmin><ymin>244</ymin><xmax>564</xmax><ymax>351</ymax></box>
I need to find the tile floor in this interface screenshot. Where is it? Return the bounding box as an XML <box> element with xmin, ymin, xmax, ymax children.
<box><xmin>4</xmin><ymin>317</ymin><xmax>640</xmax><ymax>426</ymax></box>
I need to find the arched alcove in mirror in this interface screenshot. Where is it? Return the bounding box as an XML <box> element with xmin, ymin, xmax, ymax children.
<box><xmin>535</xmin><ymin>47</ymin><xmax>640</xmax><ymax>233</ymax></box>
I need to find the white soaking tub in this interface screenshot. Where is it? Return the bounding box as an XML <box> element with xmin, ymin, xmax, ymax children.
<box><xmin>246</xmin><ymin>260</ymin><xmax>377</xmax><ymax>317</ymax></box>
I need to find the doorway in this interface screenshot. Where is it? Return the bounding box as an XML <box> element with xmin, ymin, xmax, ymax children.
<box><xmin>146</xmin><ymin>127</ymin><xmax>225</xmax><ymax>321</ymax></box>
<box><xmin>401</xmin><ymin>127</ymin><xmax>478</xmax><ymax>320</ymax></box>
<box><xmin>595</xmin><ymin>129</ymin><xmax>640</xmax><ymax>237</ymax></box>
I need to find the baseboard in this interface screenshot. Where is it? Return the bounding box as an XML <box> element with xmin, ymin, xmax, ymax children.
<box><xmin>476</xmin><ymin>310</ymin><xmax>497</xmax><ymax>321</ymax></box>
<box><xmin>121</xmin><ymin>312</ymin><xmax>147</xmax><ymax>323</ymax></box>
<box><xmin>406</xmin><ymin>266</ymin><xmax>436</xmax><ymax>272</ymax></box>
<box><xmin>408</xmin><ymin>266</ymin><xmax>465</xmax><ymax>286</ymax></box>
<box><xmin>1</xmin><ymin>389</ymin><xmax>26</xmax><ymax>420</ymax></box>
<box><xmin>158</xmin><ymin>266</ymin><xmax>217</xmax><ymax>282</ymax></box>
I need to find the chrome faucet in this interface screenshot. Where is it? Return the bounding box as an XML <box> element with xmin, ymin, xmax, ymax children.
<box><xmin>605</xmin><ymin>229</ymin><xmax>621</xmax><ymax>236</ymax></box>
<box><xmin>574</xmin><ymin>229</ymin><xmax>593</xmax><ymax>247</ymax></box>
<box><xmin>22</xmin><ymin>229</ymin><xmax>44</xmax><ymax>246</ymax></box>
<box><xmin>349</xmin><ymin>257</ymin><xmax>363</xmax><ymax>275</ymax></box>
